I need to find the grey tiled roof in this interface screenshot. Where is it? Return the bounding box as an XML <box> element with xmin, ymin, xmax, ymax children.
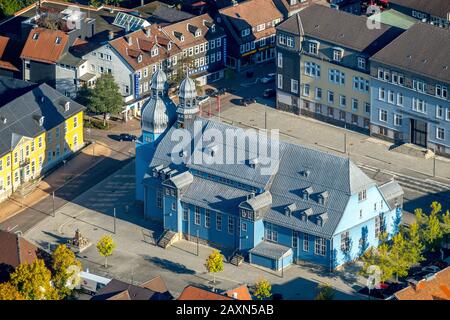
<box><xmin>379</xmin><ymin>180</ymin><xmax>404</xmax><ymax>210</ymax></box>
<box><xmin>0</xmin><ymin>76</ymin><xmax>38</xmax><ymax>107</ymax></box>
<box><xmin>389</xmin><ymin>0</ymin><xmax>450</xmax><ymax>20</ymax></box>
<box><xmin>0</xmin><ymin>82</ymin><xmax>85</xmax><ymax>158</ymax></box>
<box><xmin>371</xmin><ymin>22</ymin><xmax>450</xmax><ymax>84</ymax></box>
<box><xmin>242</xmin><ymin>191</ymin><xmax>272</xmax><ymax>211</ymax></box>
<box><xmin>181</xmin><ymin>176</ymin><xmax>249</xmax><ymax>214</ymax></box>
<box><xmin>277</xmin><ymin>4</ymin><xmax>404</xmax><ymax>54</ymax></box>
<box><xmin>249</xmin><ymin>241</ymin><xmax>292</xmax><ymax>260</ymax></box>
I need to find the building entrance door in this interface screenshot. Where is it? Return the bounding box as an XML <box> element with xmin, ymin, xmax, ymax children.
<box><xmin>410</xmin><ymin>119</ymin><xmax>427</xmax><ymax>147</ymax></box>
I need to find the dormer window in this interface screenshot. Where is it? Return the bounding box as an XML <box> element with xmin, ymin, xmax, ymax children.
<box><xmin>137</xmin><ymin>54</ymin><xmax>143</xmax><ymax>63</ymax></box>
<box><xmin>332</xmin><ymin>48</ymin><xmax>344</xmax><ymax>62</ymax></box>
<box><xmin>38</xmin><ymin>116</ymin><xmax>44</xmax><ymax>126</ymax></box>
<box><xmin>318</xmin><ymin>191</ymin><xmax>329</xmax><ymax>205</ymax></box>
<box><xmin>303</xmin><ymin>187</ymin><xmax>313</xmax><ymax>200</ymax></box>
<box><xmin>151</xmin><ymin>48</ymin><xmax>158</xmax><ymax>57</ymax></box>
<box><xmin>249</xmin><ymin>158</ymin><xmax>258</xmax><ymax>168</ymax></box>
<box><xmin>308</xmin><ymin>41</ymin><xmax>319</xmax><ymax>55</ymax></box>
<box><xmin>317</xmin><ymin>212</ymin><xmax>328</xmax><ymax>226</ymax></box>
<box><xmin>301</xmin><ymin>208</ymin><xmax>313</xmax><ymax>222</ymax></box>
<box><xmin>195</xmin><ymin>30</ymin><xmax>201</xmax><ymax>37</ymax></box>
<box><xmin>167</xmin><ymin>42</ymin><xmax>172</xmax><ymax>51</ymax></box>
<box><xmin>64</xmin><ymin>101</ymin><xmax>70</xmax><ymax>112</ymax></box>
<box><xmin>55</xmin><ymin>37</ymin><xmax>61</xmax><ymax>44</ymax></box>
<box><xmin>32</xmin><ymin>33</ymin><xmax>39</xmax><ymax>40</ymax></box>
<box><xmin>285</xmin><ymin>203</ymin><xmax>297</xmax><ymax>217</ymax></box>
<box><xmin>211</xmin><ymin>25</ymin><xmax>216</xmax><ymax>32</ymax></box>
<box><xmin>241</xmin><ymin>28</ymin><xmax>250</xmax><ymax>37</ymax></box>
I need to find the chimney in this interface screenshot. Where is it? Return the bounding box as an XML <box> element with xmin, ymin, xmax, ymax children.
<box><xmin>108</xmin><ymin>31</ymin><xmax>114</xmax><ymax>40</ymax></box>
<box><xmin>146</xmin><ymin>28</ymin><xmax>151</xmax><ymax>38</ymax></box>
<box><xmin>232</xmin><ymin>292</ymin><xmax>238</xmax><ymax>299</ymax></box>
<box><xmin>128</xmin><ymin>36</ymin><xmax>133</xmax><ymax>46</ymax></box>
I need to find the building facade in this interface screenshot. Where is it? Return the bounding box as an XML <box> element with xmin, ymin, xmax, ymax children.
<box><xmin>135</xmin><ymin>70</ymin><xmax>404</xmax><ymax>271</ymax></box>
<box><xmin>218</xmin><ymin>0</ymin><xmax>283</xmax><ymax>71</ymax></box>
<box><xmin>0</xmin><ymin>79</ymin><xmax>85</xmax><ymax>202</ymax></box>
<box><xmin>276</xmin><ymin>5</ymin><xmax>403</xmax><ymax>133</ymax></box>
<box><xmin>369</xmin><ymin>23</ymin><xmax>450</xmax><ymax>156</ymax></box>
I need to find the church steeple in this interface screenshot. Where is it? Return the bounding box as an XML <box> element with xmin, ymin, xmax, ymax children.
<box><xmin>176</xmin><ymin>72</ymin><xmax>199</xmax><ymax>128</ymax></box>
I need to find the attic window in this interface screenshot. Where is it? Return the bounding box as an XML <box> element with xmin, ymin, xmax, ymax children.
<box><xmin>33</xmin><ymin>33</ymin><xmax>39</xmax><ymax>40</ymax></box>
<box><xmin>55</xmin><ymin>37</ymin><xmax>61</xmax><ymax>44</ymax></box>
<box><xmin>285</xmin><ymin>203</ymin><xmax>297</xmax><ymax>216</ymax></box>
<box><xmin>137</xmin><ymin>54</ymin><xmax>143</xmax><ymax>63</ymax></box>
<box><xmin>302</xmin><ymin>170</ymin><xmax>310</xmax><ymax>177</ymax></box>
<box><xmin>195</xmin><ymin>30</ymin><xmax>201</xmax><ymax>37</ymax></box>
<box><xmin>318</xmin><ymin>191</ymin><xmax>329</xmax><ymax>205</ymax></box>
<box><xmin>301</xmin><ymin>208</ymin><xmax>313</xmax><ymax>222</ymax></box>
<box><xmin>180</xmin><ymin>35</ymin><xmax>185</xmax><ymax>42</ymax></box>
<box><xmin>317</xmin><ymin>212</ymin><xmax>328</xmax><ymax>226</ymax></box>
<box><xmin>211</xmin><ymin>25</ymin><xmax>216</xmax><ymax>32</ymax></box>
<box><xmin>167</xmin><ymin>42</ymin><xmax>172</xmax><ymax>50</ymax></box>
<box><xmin>64</xmin><ymin>101</ymin><xmax>70</xmax><ymax>112</ymax></box>
<box><xmin>303</xmin><ymin>187</ymin><xmax>313</xmax><ymax>200</ymax></box>
<box><xmin>38</xmin><ymin>116</ymin><xmax>45</xmax><ymax>126</ymax></box>
<box><xmin>151</xmin><ymin>48</ymin><xmax>158</xmax><ymax>57</ymax></box>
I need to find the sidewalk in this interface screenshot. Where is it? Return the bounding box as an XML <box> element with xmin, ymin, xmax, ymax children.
<box><xmin>0</xmin><ymin>141</ymin><xmax>113</xmax><ymax>223</ymax></box>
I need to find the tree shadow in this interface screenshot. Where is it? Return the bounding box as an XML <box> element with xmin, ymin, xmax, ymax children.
<box><xmin>142</xmin><ymin>255</ymin><xmax>196</xmax><ymax>275</ymax></box>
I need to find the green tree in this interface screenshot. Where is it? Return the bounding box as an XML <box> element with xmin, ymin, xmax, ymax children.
<box><xmin>0</xmin><ymin>282</ymin><xmax>23</xmax><ymax>300</ymax></box>
<box><xmin>51</xmin><ymin>244</ymin><xmax>82</xmax><ymax>299</ymax></box>
<box><xmin>388</xmin><ymin>232</ymin><xmax>411</xmax><ymax>282</ymax></box>
<box><xmin>314</xmin><ymin>284</ymin><xmax>335</xmax><ymax>300</ymax></box>
<box><xmin>415</xmin><ymin>202</ymin><xmax>446</xmax><ymax>251</ymax></box>
<box><xmin>97</xmin><ymin>235</ymin><xmax>116</xmax><ymax>268</ymax></box>
<box><xmin>404</xmin><ymin>222</ymin><xmax>425</xmax><ymax>267</ymax></box>
<box><xmin>87</xmin><ymin>73</ymin><xmax>123</xmax><ymax>126</ymax></box>
<box><xmin>9</xmin><ymin>259</ymin><xmax>59</xmax><ymax>300</ymax></box>
<box><xmin>253</xmin><ymin>277</ymin><xmax>272</xmax><ymax>300</ymax></box>
<box><xmin>204</xmin><ymin>249</ymin><xmax>224</xmax><ymax>284</ymax></box>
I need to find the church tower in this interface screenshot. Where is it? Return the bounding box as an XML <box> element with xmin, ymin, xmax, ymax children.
<box><xmin>176</xmin><ymin>73</ymin><xmax>199</xmax><ymax>129</ymax></box>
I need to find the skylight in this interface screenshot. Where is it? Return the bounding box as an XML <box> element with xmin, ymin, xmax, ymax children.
<box><xmin>112</xmin><ymin>12</ymin><xmax>150</xmax><ymax>32</ymax></box>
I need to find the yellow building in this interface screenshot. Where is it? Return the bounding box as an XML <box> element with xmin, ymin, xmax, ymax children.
<box><xmin>0</xmin><ymin>82</ymin><xmax>85</xmax><ymax>202</ymax></box>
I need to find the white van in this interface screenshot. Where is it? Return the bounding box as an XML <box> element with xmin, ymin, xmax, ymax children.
<box><xmin>76</xmin><ymin>270</ymin><xmax>111</xmax><ymax>294</ymax></box>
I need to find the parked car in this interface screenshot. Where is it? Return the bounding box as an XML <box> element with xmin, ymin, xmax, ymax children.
<box><xmin>263</xmin><ymin>88</ymin><xmax>276</xmax><ymax>98</ymax></box>
<box><xmin>260</xmin><ymin>73</ymin><xmax>276</xmax><ymax>84</ymax></box>
<box><xmin>240</xmin><ymin>97</ymin><xmax>256</xmax><ymax>106</ymax></box>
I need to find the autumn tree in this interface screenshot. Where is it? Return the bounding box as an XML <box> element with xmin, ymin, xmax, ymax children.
<box><xmin>254</xmin><ymin>277</ymin><xmax>272</xmax><ymax>300</ymax></box>
<box><xmin>86</xmin><ymin>73</ymin><xmax>123</xmax><ymax>126</ymax></box>
<box><xmin>204</xmin><ymin>249</ymin><xmax>224</xmax><ymax>284</ymax></box>
<box><xmin>9</xmin><ymin>259</ymin><xmax>59</xmax><ymax>300</ymax></box>
<box><xmin>97</xmin><ymin>235</ymin><xmax>116</xmax><ymax>268</ymax></box>
<box><xmin>0</xmin><ymin>282</ymin><xmax>23</xmax><ymax>300</ymax></box>
<box><xmin>314</xmin><ymin>284</ymin><xmax>335</xmax><ymax>300</ymax></box>
<box><xmin>51</xmin><ymin>244</ymin><xmax>82</xmax><ymax>299</ymax></box>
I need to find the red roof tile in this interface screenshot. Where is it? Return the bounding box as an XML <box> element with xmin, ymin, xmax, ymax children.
<box><xmin>0</xmin><ymin>230</ymin><xmax>40</xmax><ymax>269</ymax></box>
<box><xmin>225</xmin><ymin>285</ymin><xmax>252</xmax><ymax>300</ymax></box>
<box><xmin>178</xmin><ymin>285</ymin><xmax>233</xmax><ymax>300</ymax></box>
<box><xmin>20</xmin><ymin>27</ymin><xmax>68</xmax><ymax>64</ymax></box>
<box><xmin>395</xmin><ymin>267</ymin><xmax>450</xmax><ymax>300</ymax></box>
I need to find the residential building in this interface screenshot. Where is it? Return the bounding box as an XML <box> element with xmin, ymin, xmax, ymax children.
<box><xmin>91</xmin><ymin>276</ymin><xmax>173</xmax><ymax>300</ymax></box>
<box><xmin>162</xmin><ymin>13</ymin><xmax>227</xmax><ymax>85</ymax></box>
<box><xmin>103</xmin><ymin>24</ymin><xmax>181</xmax><ymax>121</ymax></box>
<box><xmin>0</xmin><ymin>230</ymin><xmax>46</xmax><ymax>282</ymax></box>
<box><xmin>273</xmin><ymin>0</ymin><xmax>319</xmax><ymax>18</ymax></box>
<box><xmin>394</xmin><ymin>267</ymin><xmax>450</xmax><ymax>300</ymax></box>
<box><xmin>135</xmin><ymin>1</ymin><xmax>195</xmax><ymax>26</ymax></box>
<box><xmin>225</xmin><ymin>285</ymin><xmax>253</xmax><ymax>300</ymax></box>
<box><xmin>370</xmin><ymin>23</ymin><xmax>450</xmax><ymax>156</ymax></box>
<box><xmin>329</xmin><ymin>0</ymin><xmax>362</xmax><ymax>15</ymax></box>
<box><xmin>218</xmin><ymin>0</ymin><xmax>283</xmax><ymax>71</ymax></box>
<box><xmin>135</xmin><ymin>70</ymin><xmax>404</xmax><ymax>271</ymax></box>
<box><xmin>0</xmin><ymin>77</ymin><xmax>85</xmax><ymax>202</ymax></box>
<box><xmin>388</xmin><ymin>0</ymin><xmax>450</xmax><ymax>29</ymax></box>
<box><xmin>178</xmin><ymin>285</ymin><xmax>234</xmax><ymax>300</ymax></box>
<box><xmin>276</xmin><ymin>5</ymin><xmax>403</xmax><ymax>133</ymax></box>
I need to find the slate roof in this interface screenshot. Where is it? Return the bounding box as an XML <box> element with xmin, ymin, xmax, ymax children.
<box><xmin>371</xmin><ymin>22</ymin><xmax>450</xmax><ymax>84</ymax></box>
<box><xmin>277</xmin><ymin>4</ymin><xmax>404</xmax><ymax>54</ymax></box>
<box><xmin>0</xmin><ymin>82</ymin><xmax>85</xmax><ymax>158</ymax></box>
<box><xmin>0</xmin><ymin>76</ymin><xmax>38</xmax><ymax>107</ymax></box>
<box><xmin>249</xmin><ymin>241</ymin><xmax>292</xmax><ymax>260</ymax></box>
<box><xmin>389</xmin><ymin>0</ymin><xmax>450</xmax><ymax>20</ymax></box>
<box><xmin>144</xmin><ymin>117</ymin><xmax>385</xmax><ymax>238</ymax></box>
<box><xmin>379</xmin><ymin>180</ymin><xmax>403</xmax><ymax>210</ymax></box>
<box><xmin>181</xmin><ymin>176</ymin><xmax>249</xmax><ymax>214</ymax></box>
<box><xmin>148</xmin><ymin>4</ymin><xmax>196</xmax><ymax>24</ymax></box>
<box><xmin>91</xmin><ymin>277</ymin><xmax>173</xmax><ymax>300</ymax></box>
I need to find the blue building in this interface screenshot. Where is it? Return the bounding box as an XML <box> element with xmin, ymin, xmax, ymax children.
<box><xmin>135</xmin><ymin>70</ymin><xmax>404</xmax><ymax>271</ymax></box>
<box><xmin>369</xmin><ymin>23</ymin><xmax>450</xmax><ymax>156</ymax></box>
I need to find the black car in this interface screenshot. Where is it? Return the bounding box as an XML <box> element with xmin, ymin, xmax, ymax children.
<box><xmin>119</xmin><ymin>133</ymin><xmax>136</xmax><ymax>141</ymax></box>
<box><xmin>263</xmin><ymin>89</ymin><xmax>276</xmax><ymax>98</ymax></box>
<box><xmin>240</xmin><ymin>97</ymin><xmax>256</xmax><ymax>106</ymax></box>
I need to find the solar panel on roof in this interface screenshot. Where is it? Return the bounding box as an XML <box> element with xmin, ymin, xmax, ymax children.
<box><xmin>112</xmin><ymin>12</ymin><xmax>150</xmax><ymax>32</ymax></box>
